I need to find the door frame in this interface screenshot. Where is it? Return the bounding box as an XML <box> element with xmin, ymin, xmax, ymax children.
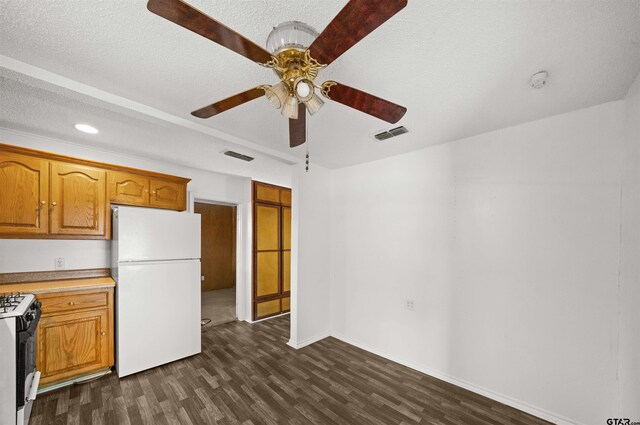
<box><xmin>188</xmin><ymin>192</ymin><xmax>246</xmax><ymax>322</ymax></box>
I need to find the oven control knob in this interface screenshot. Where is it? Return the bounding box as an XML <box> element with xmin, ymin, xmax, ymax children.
<box><xmin>25</xmin><ymin>313</ymin><xmax>35</xmax><ymax>321</ymax></box>
<box><xmin>31</xmin><ymin>301</ymin><xmax>42</xmax><ymax>310</ymax></box>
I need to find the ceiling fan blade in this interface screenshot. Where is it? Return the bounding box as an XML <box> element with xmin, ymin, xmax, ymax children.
<box><xmin>147</xmin><ymin>0</ymin><xmax>272</xmax><ymax>64</ymax></box>
<box><xmin>309</xmin><ymin>0</ymin><xmax>407</xmax><ymax>65</ymax></box>
<box><xmin>289</xmin><ymin>103</ymin><xmax>307</xmax><ymax>148</ymax></box>
<box><xmin>191</xmin><ymin>87</ymin><xmax>264</xmax><ymax>119</ymax></box>
<box><xmin>323</xmin><ymin>82</ymin><xmax>406</xmax><ymax>124</ymax></box>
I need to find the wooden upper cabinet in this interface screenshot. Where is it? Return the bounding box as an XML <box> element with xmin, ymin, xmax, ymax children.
<box><xmin>50</xmin><ymin>162</ymin><xmax>107</xmax><ymax>236</ymax></box>
<box><xmin>0</xmin><ymin>151</ymin><xmax>49</xmax><ymax>235</ymax></box>
<box><xmin>0</xmin><ymin>143</ymin><xmax>190</xmax><ymax>239</ymax></box>
<box><xmin>108</xmin><ymin>171</ymin><xmax>149</xmax><ymax>206</ymax></box>
<box><xmin>149</xmin><ymin>178</ymin><xmax>186</xmax><ymax>211</ymax></box>
<box><xmin>108</xmin><ymin>173</ymin><xmax>186</xmax><ymax>211</ymax></box>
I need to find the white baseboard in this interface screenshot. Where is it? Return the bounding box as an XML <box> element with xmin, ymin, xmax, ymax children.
<box><xmin>331</xmin><ymin>332</ymin><xmax>581</xmax><ymax>425</ymax></box>
<box><xmin>287</xmin><ymin>331</ymin><xmax>331</xmax><ymax>349</ymax></box>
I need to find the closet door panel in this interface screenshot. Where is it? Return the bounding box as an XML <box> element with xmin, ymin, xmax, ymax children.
<box><xmin>256</xmin><ymin>252</ymin><xmax>280</xmax><ymax>297</ymax></box>
<box><xmin>282</xmin><ymin>251</ymin><xmax>291</xmax><ymax>293</ymax></box>
<box><xmin>252</xmin><ymin>181</ymin><xmax>292</xmax><ymax>320</ymax></box>
<box><xmin>256</xmin><ymin>299</ymin><xmax>281</xmax><ymax>319</ymax></box>
<box><xmin>255</xmin><ymin>185</ymin><xmax>280</xmax><ymax>204</ymax></box>
<box><xmin>282</xmin><ymin>207</ymin><xmax>291</xmax><ymax>250</ymax></box>
<box><xmin>281</xmin><ymin>297</ymin><xmax>290</xmax><ymax>313</ymax></box>
<box><xmin>256</xmin><ymin>205</ymin><xmax>279</xmax><ymax>250</ymax></box>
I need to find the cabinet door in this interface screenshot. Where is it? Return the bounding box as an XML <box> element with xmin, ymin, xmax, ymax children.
<box><xmin>149</xmin><ymin>178</ymin><xmax>186</xmax><ymax>211</ymax></box>
<box><xmin>37</xmin><ymin>308</ymin><xmax>112</xmax><ymax>386</ymax></box>
<box><xmin>50</xmin><ymin>162</ymin><xmax>107</xmax><ymax>236</ymax></box>
<box><xmin>0</xmin><ymin>151</ymin><xmax>49</xmax><ymax>235</ymax></box>
<box><xmin>108</xmin><ymin>171</ymin><xmax>149</xmax><ymax>206</ymax></box>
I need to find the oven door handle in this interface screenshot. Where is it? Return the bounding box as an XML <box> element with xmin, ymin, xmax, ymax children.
<box><xmin>26</xmin><ymin>371</ymin><xmax>41</xmax><ymax>402</ymax></box>
<box><xmin>25</xmin><ymin>308</ymin><xmax>42</xmax><ymax>337</ymax></box>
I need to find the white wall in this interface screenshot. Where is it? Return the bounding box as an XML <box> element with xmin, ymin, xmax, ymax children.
<box><xmin>619</xmin><ymin>72</ymin><xmax>640</xmax><ymax>418</ymax></box>
<box><xmin>0</xmin><ymin>127</ymin><xmax>293</xmax><ymax>322</ymax></box>
<box><xmin>289</xmin><ymin>163</ymin><xmax>332</xmax><ymax>348</ymax></box>
<box><xmin>329</xmin><ymin>101</ymin><xmax>626</xmax><ymax>425</ymax></box>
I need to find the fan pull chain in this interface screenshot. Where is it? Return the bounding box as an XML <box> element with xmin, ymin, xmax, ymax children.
<box><xmin>305</xmin><ymin>114</ymin><xmax>310</xmax><ymax>172</ymax></box>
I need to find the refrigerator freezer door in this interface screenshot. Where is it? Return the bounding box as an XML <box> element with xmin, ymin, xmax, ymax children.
<box><xmin>116</xmin><ymin>260</ymin><xmax>201</xmax><ymax>377</ymax></box>
<box><xmin>114</xmin><ymin>206</ymin><xmax>201</xmax><ymax>262</ymax></box>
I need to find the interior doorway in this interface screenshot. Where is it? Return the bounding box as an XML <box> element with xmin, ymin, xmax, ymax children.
<box><xmin>195</xmin><ymin>202</ymin><xmax>237</xmax><ymax>327</ymax></box>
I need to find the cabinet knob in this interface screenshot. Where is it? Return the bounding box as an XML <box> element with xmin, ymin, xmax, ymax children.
<box><xmin>40</xmin><ymin>201</ymin><xmax>46</xmax><ymax>205</ymax></box>
<box><xmin>151</xmin><ymin>190</ymin><xmax>156</xmax><ymax>195</ymax></box>
<box><xmin>51</xmin><ymin>202</ymin><xmax>57</xmax><ymax>207</ymax></box>
<box><xmin>101</xmin><ymin>331</ymin><xmax>107</xmax><ymax>336</ymax></box>
<box><xmin>68</xmin><ymin>301</ymin><xmax>74</xmax><ymax>306</ymax></box>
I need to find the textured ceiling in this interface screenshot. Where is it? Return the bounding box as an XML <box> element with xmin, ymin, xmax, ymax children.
<box><xmin>0</xmin><ymin>69</ymin><xmax>294</xmax><ymax>182</ymax></box>
<box><xmin>0</xmin><ymin>0</ymin><xmax>639</xmax><ymax>168</ymax></box>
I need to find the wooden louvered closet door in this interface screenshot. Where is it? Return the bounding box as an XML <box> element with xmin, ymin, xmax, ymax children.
<box><xmin>253</xmin><ymin>181</ymin><xmax>291</xmax><ymax>320</ymax></box>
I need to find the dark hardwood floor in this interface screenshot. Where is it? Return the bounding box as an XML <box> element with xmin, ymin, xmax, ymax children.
<box><xmin>30</xmin><ymin>316</ymin><xmax>550</xmax><ymax>425</ymax></box>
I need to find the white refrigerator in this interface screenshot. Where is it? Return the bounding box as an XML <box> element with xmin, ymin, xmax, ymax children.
<box><xmin>111</xmin><ymin>206</ymin><xmax>201</xmax><ymax>377</ymax></box>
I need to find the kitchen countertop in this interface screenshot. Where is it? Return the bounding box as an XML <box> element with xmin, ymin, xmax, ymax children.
<box><xmin>0</xmin><ymin>277</ymin><xmax>115</xmax><ymax>295</ymax></box>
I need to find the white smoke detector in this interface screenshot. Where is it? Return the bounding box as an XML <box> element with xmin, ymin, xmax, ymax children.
<box><xmin>529</xmin><ymin>71</ymin><xmax>549</xmax><ymax>89</ymax></box>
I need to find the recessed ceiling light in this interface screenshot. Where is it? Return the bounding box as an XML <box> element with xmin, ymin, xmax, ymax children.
<box><xmin>74</xmin><ymin>124</ymin><xmax>99</xmax><ymax>134</ymax></box>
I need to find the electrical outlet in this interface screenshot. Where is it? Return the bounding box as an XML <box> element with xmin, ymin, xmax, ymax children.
<box><xmin>403</xmin><ymin>300</ymin><xmax>415</xmax><ymax>311</ymax></box>
<box><xmin>201</xmin><ymin>276</ymin><xmax>205</xmax><ymax>281</ymax></box>
<box><xmin>54</xmin><ymin>257</ymin><xmax>66</xmax><ymax>270</ymax></box>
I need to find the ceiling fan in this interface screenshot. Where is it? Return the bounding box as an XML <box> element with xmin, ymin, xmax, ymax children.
<box><xmin>147</xmin><ymin>0</ymin><xmax>408</xmax><ymax>148</ymax></box>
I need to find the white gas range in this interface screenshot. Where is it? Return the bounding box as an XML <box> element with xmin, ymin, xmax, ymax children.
<box><xmin>0</xmin><ymin>293</ymin><xmax>41</xmax><ymax>425</ymax></box>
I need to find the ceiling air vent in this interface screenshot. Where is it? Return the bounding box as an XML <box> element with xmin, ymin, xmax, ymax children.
<box><xmin>223</xmin><ymin>150</ymin><xmax>254</xmax><ymax>162</ymax></box>
<box><xmin>373</xmin><ymin>126</ymin><xmax>409</xmax><ymax>141</ymax></box>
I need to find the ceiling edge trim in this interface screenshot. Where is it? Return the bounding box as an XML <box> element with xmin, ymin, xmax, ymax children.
<box><xmin>0</xmin><ymin>54</ymin><xmax>300</xmax><ymax>164</ymax></box>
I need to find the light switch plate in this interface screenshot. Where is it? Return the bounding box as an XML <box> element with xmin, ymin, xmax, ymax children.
<box><xmin>54</xmin><ymin>258</ymin><xmax>66</xmax><ymax>270</ymax></box>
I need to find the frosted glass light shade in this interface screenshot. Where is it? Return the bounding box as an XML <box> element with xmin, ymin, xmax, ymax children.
<box><xmin>281</xmin><ymin>96</ymin><xmax>299</xmax><ymax>119</ymax></box>
<box><xmin>263</xmin><ymin>86</ymin><xmax>282</xmax><ymax>108</ymax></box>
<box><xmin>272</xmin><ymin>81</ymin><xmax>290</xmax><ymax>104</ymax></box>
<box><xmin>266</xmin><ymin>21</ymin><xmax>319</xmax><ymax>53</ymax></box>
<box><xmin>304</xmin><ymin>94</ymin><xmax>324</xmax><ymax>115</ymax></box>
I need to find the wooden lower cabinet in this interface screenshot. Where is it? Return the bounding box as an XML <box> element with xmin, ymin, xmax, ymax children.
<box><xmin>36</xmin><ymin>288</ymin><xmax>114</xmax><ymax>387</ymax></box>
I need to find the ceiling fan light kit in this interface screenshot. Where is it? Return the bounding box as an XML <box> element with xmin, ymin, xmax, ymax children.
<box><xmin>147</xmin><ymin>0</ymin><xmax>409</xmax><ymax>150</ymax></box>
<box><xmin>282</xmin><ymin>95</ymin><xmax>300</xmax><ymax>120</ymax></box>
<box><xmin>305</xmin><ymin>94</ymin><xmax>325</xmax><ymax>115</ymax></box>
<box><xmin>266</xmin><ymin>21</ymin><xmax>319</xmax><ymax>55</ymax></box>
